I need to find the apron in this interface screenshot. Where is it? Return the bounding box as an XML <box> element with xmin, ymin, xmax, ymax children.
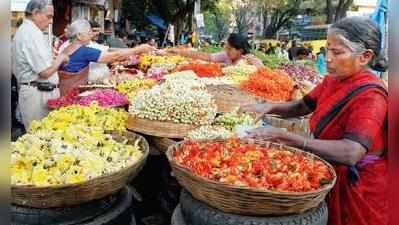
<box><xmin>58</xmin><ymin>66</ymin><xmax>89</xmax><ymax>96</ymax></box>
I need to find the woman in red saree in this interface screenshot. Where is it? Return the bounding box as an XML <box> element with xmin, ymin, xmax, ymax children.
<box><xmin>240</xmin><ymin>17</ymin><xmax>388</xmax><ymax>225</ymax></box>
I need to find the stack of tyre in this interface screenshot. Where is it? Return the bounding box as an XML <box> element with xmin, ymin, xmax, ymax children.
<box><xmin>11</xmin><ymin>186</ymin><xmax>136</xmax><ymax>225</ymax></box>
<box><xmin>172</xmin><ymin>189</ymin><xmax>328</xmax><ymax>225</ymax></box>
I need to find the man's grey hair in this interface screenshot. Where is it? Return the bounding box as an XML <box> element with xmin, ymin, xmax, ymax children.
<box><xmin>25</xmin><ymin>0</ymin><xmax>52</xmax><ymax>16</ymax></box>
<box><xmin>65</xmin><ymin>19</ymin><xmax>92</xmax><ymax>41</ymax></box>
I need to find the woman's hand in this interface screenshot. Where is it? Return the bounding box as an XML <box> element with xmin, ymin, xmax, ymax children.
<box><xmin>245</xmin><ymin>127</ymin><xmax>284</xmax><ymax>141</ymax></box>
<box><xmin>154</xmin><ymin>49</ymin><xmax>168</xmax><ymax>56</ymax></box>
<box><xmin>239</xmin><ymin>102</ymin><xmax>274</xmax><ymax>122</ymax></box>
<box><xmin>165</xmin><ymin>48</ymin><xmax>180</xmax><ymax>55</ymax></box>
<box><xmin>135</xmin><ymin>44</ymin><xmax>157</xmax><ymax>54</ymax></box>
<box><xmin>245</xmin><ymin>127</ymin><xmax>304</xmax><ymax>148</ymax></box>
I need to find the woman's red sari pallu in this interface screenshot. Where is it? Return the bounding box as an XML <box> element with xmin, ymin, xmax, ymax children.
<box><xmin>303</xmin><ymin>70</ymin><xmax>388</xmax><ymax>225</ymax></box>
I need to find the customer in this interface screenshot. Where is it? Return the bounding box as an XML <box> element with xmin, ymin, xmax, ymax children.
<box><xmin>315</xmin><ymin>47</ymin><xmax>327</xmax><ymax>75</ymax></box>
<box><xmin>265</xmin><ymin>43</ymin><xmax>275</xmax><ymax>55</ymax></box>
<box><xmin>241</xmin><ymin>16</ymin><xmax>388</xmax><ymax>225</ymax></box>
<box><xmin>295</xmin><ymin>47</ymin><xmax>309</xmax><ymax>61</ymax></box>
<box><xmin>59</xmin><ymin>20</ymin><xmax>112</xmax><ymax>82</ymax></box>
<box><xmin>12</xmin><ymin>0</ymin><xmax>69</xmax><ymax>129</ymax></box>
<box><xmin>288</xmin><ymin>40</ymin><xmax>298</xmax><ymax>61</ymax></box>
<box><xmin>58</xmin><ymin>19</ymin><xmax>155</xmax><ymax>95</ymax></box>
<box><xmin>280</xmin><ymin>42</ymin><xmax>290</xmax><ymax>60</ymax></box>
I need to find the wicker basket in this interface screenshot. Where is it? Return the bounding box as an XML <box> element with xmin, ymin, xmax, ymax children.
<box><xmin>11</xmin><ymin>131</ymin><xmax>149</xmax><ymax>208</ymax></box>
<box><xmin>207</xmin><ymin>85</ymin><xmax>261</xmax><ymax>113</ymax></box>
<box><xmin>127</xmin><ymin>115</ymin><xmax>199</xmax><ymax>139</ymax></box>
<box><xmin>166</xmin><ymin>139</ymin><xmax>336</xmax><ymax>216</ymax></box>
<box><xmin>148</xmin><ymin>136</ymin><xmax>179</xmax><ymax>153</ymax></box>
<box><xmin>263</xmin><ymin>116</ymin><xmax>311</xmax><ymax>138</ymax></box>
<box><xmin>78</xmin><ymin>84</ymin><xmax>115</xmax><ymax>92</ymax></box>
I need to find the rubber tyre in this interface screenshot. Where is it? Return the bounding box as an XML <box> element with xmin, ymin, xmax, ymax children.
<box><xmin>180</xmin><ymin>190</ymin><xmax>328</xmax><ymax>225</ymax></box>
<box><xmin>11</xmin><ymin>186</ymin><xmax>135</xmax><ymax>225</ymax></box>
<box><xmin>171</xmin><ymin>205</ymin><xmax>187</xmax><ymax>225</ymax></box>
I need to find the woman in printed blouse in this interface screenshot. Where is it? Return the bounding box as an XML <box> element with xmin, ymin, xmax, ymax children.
<box><xmin>58</xmin><ymin>19</ymin><xmax>155</xmax><ymax>95</ymax></box>
<box><xmin>164</xmin><ymin>33</ymin><xmax>264</xmax><ymax>67</ymax></box>
<box><xmin>240</xmin><ymin>17</ymin><xmax>388</xmax><ymax>225</ymax></box>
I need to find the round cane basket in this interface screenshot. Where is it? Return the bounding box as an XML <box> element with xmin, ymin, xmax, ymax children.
<box><xmin>148</xmin><ymin>136</ymin><xmax>179</xmax><ymax>153</ymax></box>
<box><xmin>263</xmin><ymin>115</ymin><xmax>311</xmax><ymax>138</ymax></box>
<box><xmin>11</xmin><ymin>131</ymin><xmax>149</xmax><ymax>208</ymax></box>
<box><xmin>207</xmin><ymin>85</ymin><xmax>261</xmax><ymax>113</ymax></box>
<box><xmin>78</xmin><ymin>84</ymin><xmax>115</xmax><ymax>92</ymax></box>
<box><xmin>166</xmin><ymin>139</ymin><xmax>336</xmax><ymax>216</ymax></box>
<box><xmin>127</xmin><ymin>115</ymin><xmax>199</xmax><ymax>139</ymax></box>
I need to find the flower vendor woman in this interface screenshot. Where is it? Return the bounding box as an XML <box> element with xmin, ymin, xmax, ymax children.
<box><xmin>240</xmin><ymin>17</ymin><xmax>388</xmax><ymax>225</ymax></box>
<box><xmin>166</xmin><ymin>33</ymin><xmax>264</xmax><ymax>67</ymax></box>
<box><xmin>58</xmin><ymin>19</ymin><xmax>155</xmax><ymax>96</ymax></box>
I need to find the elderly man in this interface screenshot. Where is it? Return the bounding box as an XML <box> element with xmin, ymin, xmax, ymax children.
<box><xmin>12</xmin><ymin>0</ymin><xmax>68</xmax><ymax>129</ymax></box>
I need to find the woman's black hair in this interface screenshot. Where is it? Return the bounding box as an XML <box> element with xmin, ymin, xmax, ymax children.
<box><xmin>319</xmin><ymin>47</ymin><xmax>326</xmax><ymax>56</ymax></box>
<box><xmin>296</xmin><ymin>47</ymin><xmax>308</xmax><ymax>56</ymax></box>
<box><xmin>227</xmin><ymin>33</ymin><xmax>251</xmax><ymax>55</ymax></box>
<box><xmin>89</xmin><ymin>20</ymin><xmax>100</xmax><ymax>28</ymax></box>
<box><xmin>330</xmin><ymin>16</ymin><xmax>388</xmax><ymax>72</ymax></box>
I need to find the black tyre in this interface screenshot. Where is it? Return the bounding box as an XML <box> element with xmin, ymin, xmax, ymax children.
<box><xmin>171</xmin><ymin>205</ymin><xmax>187</xmax><ymax>225</ymax></box>
<box><xmin>180</xmin><ymin>189</ymin><xmax>328</xmax><ymax>225</ymax></box>
<box><xmin>12</xmin><ymin>186</ymin><xmax>135</xmax><ymax>225</ymax></box>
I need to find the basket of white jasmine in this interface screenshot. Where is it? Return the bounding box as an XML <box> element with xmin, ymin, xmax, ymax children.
<box><xmin>11</xmin><ymin>125</ymin><xmax>149</xmax><ymax>208</ymax></box>
<box><xmin>128</xmin><ymin>71</ymin><xmax>218</xmax><ymax>138</ymax></box>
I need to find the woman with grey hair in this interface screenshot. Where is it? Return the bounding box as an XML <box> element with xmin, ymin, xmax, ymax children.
<box><xmin>240</xmin><ymin>16</ymin><xmax>388</xmax><ymax>225</ymax></box>
<box><xmin>58</xmin><ymin>19</ymin><xmax>155</xmax><ymax>95</ymax></box>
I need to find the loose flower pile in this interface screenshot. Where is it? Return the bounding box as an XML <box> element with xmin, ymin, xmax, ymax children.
<box><xmin>48</xmin><ymin>88</ymin><xmax>80</xmax><ymax>109</ymax></box>
<box><xmin>200</xmin><ymin>77</ymin><xmax>235</xmax><ymax>86</ymax></box>
<box><xmin>77</xmin><ymin>89</ymin><xmax>129</xmax><ymax>107</ymax></box>
<box><xmin>174</xmin><ymin>139</ymin><xmax>333</xmax><ymax>192</ymax></box>
<box><xmin>177</xmin><ymin>63</ymin><xmax>223</xmax><ymax>77</ymax></box>
<box><xmin>222</xmin><ymin>61</ymin><xmax>258</xmax><ymax>84</ymax></box>
<box><xmin>12</xmin><ymin>124</ymin><xmax>143</xmax><ymax>186</ymax></box>
<box><xmin>214</xmin><ymin>111</ymin><xmax>255</xmax><ymax>131</ymax></box>
<box><xmin>278</xmin><ymin>64</ymin><xmax>321</xmax><ymax>87</ymax></box>
<box><xmin>130</xmin><ymin>72</ymin><xmax>217</xmax><ymax>125</ymax></box>
<box><xmin>30</xmin><ymin>103</ymin><xmax>128</xmax><ymax>133</ymax></box>
<box><xmin>116</xmin><ymin>79</ymin><xmax>157</xmax><ymax>100</ymax></box>
<box><xmin>139</xmin><ymin>55</ymin><xmax>185</xmax><ymax>71</ymax></box>
<box><xmin>241</xmin><ymin>68</ymin><xmax>295</xmax><ymax>101</ymax></box>
<box><xmin>187</xmin><ymin>126</ymin><xmax>233</xmax><ymax>140</ymax></box>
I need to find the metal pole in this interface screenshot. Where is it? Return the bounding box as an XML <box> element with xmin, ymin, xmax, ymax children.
<box><xmin>194</xmin><ymin>0</ymin><xmax>201</xmax><ymax>48</ymax></box>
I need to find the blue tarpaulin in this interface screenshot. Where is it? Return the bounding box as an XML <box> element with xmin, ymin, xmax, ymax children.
<box><xmin>370</xmin><ymin>0</ymin><xmax>387</xmax><ymax>50</ymax></box>
<box><xmin>370</xmin><ymin>0</ymin><xmax>388</xmax><ymax>76</ymax></box>
<box><xmin>146</xmin><ymin>15</ymin><xmax>167</xmax><ymax>30</ymax></box>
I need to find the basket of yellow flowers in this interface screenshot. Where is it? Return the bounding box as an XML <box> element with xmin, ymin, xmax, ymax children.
<box><xmin>11</xmin><ymin>129</ymin><xmax>149</xmax><ymax>208</ymax></box>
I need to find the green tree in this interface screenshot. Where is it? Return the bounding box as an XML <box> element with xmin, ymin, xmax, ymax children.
<box><xmin>204</xmin><ymin>0</ymin><xmax>232</xmax><ymax>42</ymax></box>
<box><xmin>258</xmin><ymin>0</ymin><xmax>303</xmax><ymax>38</ymax></box>
<box><xmin>327</xmin><ymin>0</ymin><xmax>354</xmax><ymax>23</ymax></box>
<box><xmin>122</xmin><ymin>0</ymin><xmax>219</xmax><ymax>39</ymax></box>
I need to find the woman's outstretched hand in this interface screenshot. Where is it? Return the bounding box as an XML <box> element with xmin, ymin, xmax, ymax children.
<box><xmin>135</xmin><ymin>44</ymin><xmax>157</xmax><ymax>54</ymax></box>
<box><xmin>239</xmin><ymin>102</ymin><xmax>274</xmax><ymax>123</ymax></box>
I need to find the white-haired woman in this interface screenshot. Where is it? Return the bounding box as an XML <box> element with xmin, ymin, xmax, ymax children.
<box><xmin>58</xmin><ymin>19</ymin><xmax>155</xmax><ymax>96</ymax></box>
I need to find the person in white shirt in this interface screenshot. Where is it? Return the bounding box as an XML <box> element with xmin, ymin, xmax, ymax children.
<box><xmin>12</xmin><ymin>0</ymin><xmax>68</xmax><ymax>129</ymax></box>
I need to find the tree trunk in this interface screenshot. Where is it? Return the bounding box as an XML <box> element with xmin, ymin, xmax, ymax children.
<box><xmin>326</xmin><ymin>0</ymin><xmax>333</xmax><ymax>23</ymax></box>
<box><xmin>264</xmin><ymin>25</ymin><xmax>275</xmax><ymax>38</ymax></box>
<box><xmin>262</xmin><ymin>8</ymin><xmax>269</xmax><ymax>37</ymax></box>
<box><xmin>334</xmin><ymin>0</ymin><xmax>353</xmax><ymax>22</ymax></box>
